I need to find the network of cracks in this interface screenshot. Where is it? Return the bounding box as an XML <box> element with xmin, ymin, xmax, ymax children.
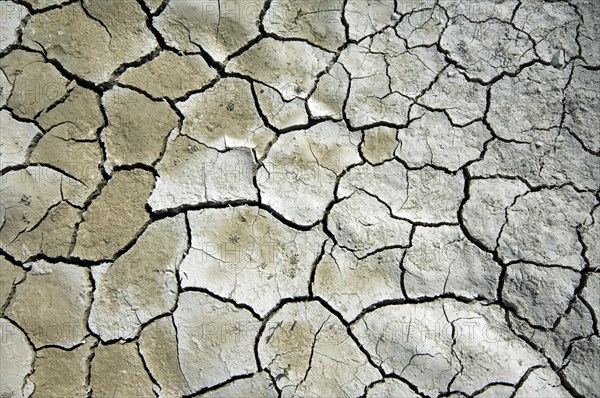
<box><xmin>0</xmin><ymin>0</ymin><xmax>599</xmax><ymax>397</ymax></box>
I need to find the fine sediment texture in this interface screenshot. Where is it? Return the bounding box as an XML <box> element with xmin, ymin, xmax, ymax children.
<box><xmin>0</xmin><ymin>0</ymin><xmax>598</xmax><ymax>397</ymax></box>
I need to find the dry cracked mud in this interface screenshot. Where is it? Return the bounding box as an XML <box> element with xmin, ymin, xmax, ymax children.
<box><xmin>0</xmin><ymin>0</ymin><xmax>599</xmax><ymax>397</ymax></box>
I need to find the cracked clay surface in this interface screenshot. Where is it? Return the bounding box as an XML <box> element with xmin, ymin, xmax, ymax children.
<box><xmin>0</xmin><ymin>0</ymin><xmax>599</xmax><ymax>397</ymax></box>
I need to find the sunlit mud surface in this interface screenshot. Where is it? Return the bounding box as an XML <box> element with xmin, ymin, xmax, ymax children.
<box><xmin>1</xmin><ymin>0</ymin><xmax>599</xmax><ymax>397</ymax></box>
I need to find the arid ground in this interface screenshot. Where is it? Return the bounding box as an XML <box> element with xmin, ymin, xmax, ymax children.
<box><xmin>1</xmin><ymin>0</ymin><xmax>599</xmax><ymax>397</ymax></box>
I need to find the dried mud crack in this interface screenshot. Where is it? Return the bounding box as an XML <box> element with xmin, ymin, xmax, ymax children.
<box><xmin>0</xmin><ymin>0</ymin><xmax>599</xmax><ymax>397</ymax></box>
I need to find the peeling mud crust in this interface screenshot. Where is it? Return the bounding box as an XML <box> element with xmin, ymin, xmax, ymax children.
<box><xmin>0</xmin><ymin>0</ymin><xmax>599</xmax><ymax>397</ymax></box>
